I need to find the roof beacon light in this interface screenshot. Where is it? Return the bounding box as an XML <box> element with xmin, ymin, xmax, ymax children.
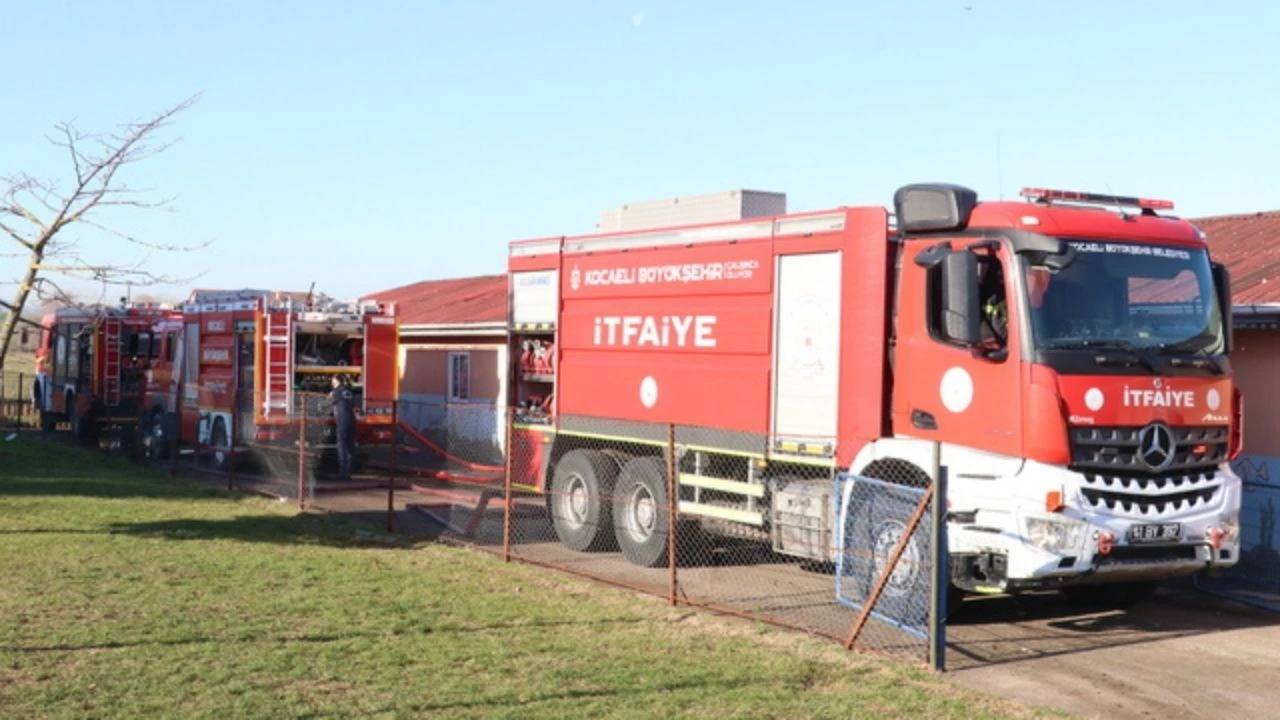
<box><xmin>1020</xmin><ymin>187</ymin><xmax>1174</xmax><ymax>211</ymax></box>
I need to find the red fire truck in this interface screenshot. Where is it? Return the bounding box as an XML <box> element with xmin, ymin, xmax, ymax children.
<box><xmin>139</xmin><ymin>288</ymin><xmax>400</xmax><ymax>472</ymax></box>
<box><xmin>506</xmin><ymin>184</ymin><xmax>1243</xmax><ymax>605</ymax></box>
<box><xmin>32</xmin><ymin>301</ymin><xmax>175</xmax><ymax>444</ymax></box>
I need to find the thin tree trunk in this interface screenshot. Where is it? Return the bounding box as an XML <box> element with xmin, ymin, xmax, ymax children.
<box><xmin>0</xmin><ymin>251</ymin><xmax>42</xmax><ymax>367</ymax></box>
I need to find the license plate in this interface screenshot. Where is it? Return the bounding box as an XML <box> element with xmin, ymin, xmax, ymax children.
<box><xmin>1127</xmin><ymin>522</ymin><xmax>1182</xmax><ymax>544</ymax></box>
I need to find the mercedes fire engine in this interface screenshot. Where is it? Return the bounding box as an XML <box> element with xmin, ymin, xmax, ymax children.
<box><xmin>506</xmin><ymin>183</ymin><xmax>1243</xmax><ymax>607</ymax></box>
<box><xmin>139</xmin><ymin>288</ymin><xmax>400</xmax><ymax>471</ymax></box>
<box><xmin>32</xmin><ymin>301</ymin><xmax>175</xmax><ymax>444</ymax></box>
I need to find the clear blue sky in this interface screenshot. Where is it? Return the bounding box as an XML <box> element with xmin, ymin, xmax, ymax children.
<box><xmin>3</xmin><ymin>0</ymin><xmax>1278</xmax><ymax>305</ymax></box>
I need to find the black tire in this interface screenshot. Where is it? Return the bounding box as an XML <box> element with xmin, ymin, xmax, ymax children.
<box><xmin>70</xmin><ymin>398</ymin><xmax>97</xmax><ymax>447</ymax></box>
<box><xmin>143</xmin><ymin>409</ymin><xmax>170</xmax><ymax>461</ymax></box>
<box><xmin>549</xmin><ymin>449</ymin><xmax>620</xmax><ymax>552</ymax></box>
<box><xmin>210</xmin><ymin>418</ymin><xmax>231</xmax><ymax>472</ymax></box>
<box><xmin>1062</xmin><ymin>581</ymin><xmax>1158</xmax><ymax>610</ymax></box>
<box><xmin>613</xmin><ymin>456</ymin><xmax>671</xmax><ymax>568</ymax></box>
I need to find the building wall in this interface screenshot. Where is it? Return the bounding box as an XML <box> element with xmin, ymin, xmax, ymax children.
<box><xmin>395</xmin><ymin>335</ymin><xmax>508</xmax><ymax>463</ymax></box>
<box><xmin>1231</xmin><ymin>329</ymin><xmax>1280</xmax><ymax>458</ymax></box>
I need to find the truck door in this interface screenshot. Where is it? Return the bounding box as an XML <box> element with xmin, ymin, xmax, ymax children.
<box><xmin>234</xmin><ymin>325</ymin><xmax>255</xmax><ymax>444</ymax></box>
<box><xmin>361</xmin><ymin>314</ymin><xmax>399</xmax><ymax>417</ymax></box>
<box><xmin>892</xmin><ymin>238</ymin><xmax>1024</xmax><ymax>458</ymax></box>
<box><xmin>772</xmin><ymin>251</ymin><xmax>843</xmax><ymax>450</ymax></box>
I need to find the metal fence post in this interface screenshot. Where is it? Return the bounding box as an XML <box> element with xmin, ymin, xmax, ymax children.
<box><xmin>169</xmin><ymin>381</ymin><xmax>183</xmax><ymax>478</ymax></box>
<box><xmin>297</xmin><ymin>396</ymin><xmax>307</xmax><ymax>510</ymax></box>
<box><xmin>666</xmin><ymin>422</ymin><xmax>678</xmax><ymax>607</ymax></box>
<box><xmin>387</xmin><ymin>399</ymin><xmax>398</xmax><ymax>532</ymax></box>
<box><xmin>503</xmin><ymin>406</ymin><xmax>514</xmax><ymax>562</ymax></box>
<box><xmin>227</xmin><ymin>387</ymin><xmax>238</xmax><ymax>493</ymax></box>
<box><xmin>929</xmin><ymin>443</ymin><xmax>947</xmax><ymax>672</ymax></box>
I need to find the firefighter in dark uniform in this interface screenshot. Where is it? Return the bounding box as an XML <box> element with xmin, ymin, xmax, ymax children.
<box><xmin>328</xmin><ymin>375</ymin><xmax>357</xmax><ymax>481</ymax></box>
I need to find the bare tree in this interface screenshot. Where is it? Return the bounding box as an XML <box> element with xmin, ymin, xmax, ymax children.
<box><xmin>0</xmin><ymin>96</ymin><xmax>210</xmax><ymax>368</ymax></box>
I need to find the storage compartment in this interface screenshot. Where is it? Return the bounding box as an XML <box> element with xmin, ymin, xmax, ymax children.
<box><xmin>770</xmin><ymin>479</ymin><xmax>833</xmax><ymax>562</ymax></box>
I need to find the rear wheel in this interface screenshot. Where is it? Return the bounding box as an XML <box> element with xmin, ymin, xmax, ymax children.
<box><xmin>210</xmin><ymin>418</ymin><xmax>231</xmax><ymax>471</ymax></box>
<box><xmin>142</xmin><ymin>409</ymin><xmax>170</xmax><ymax>461</ymax></box>
<box><xmin>613</xmin><ymin>456</ymin><xmax>671</xmax><ymax>568</ymax></box>
<box><xmin>549</xmin><ymin>449</ymin><xmax>619</xmax><ymax>552</ymax></box>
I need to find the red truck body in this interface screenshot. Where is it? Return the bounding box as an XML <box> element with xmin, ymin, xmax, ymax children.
<box><xmin>138</xmin><ymin>288</ymin><xmax>399</xmax><ymax>470</ymax></box>
<box><xmin>505</xmin><ymin>183</ymin><xmax>1243</xmax><ymax>599</ymax></box>
<box><xmin>32</xmin><ymin>302</ymin><xmax>176</xmax><ymax>442</ymax></box>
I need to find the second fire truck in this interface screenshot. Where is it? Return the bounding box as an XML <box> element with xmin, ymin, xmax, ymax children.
<box><xmin>139</xmin><ymin>288</ymin><xmax>400</xmax><ymax>472</ymax></box>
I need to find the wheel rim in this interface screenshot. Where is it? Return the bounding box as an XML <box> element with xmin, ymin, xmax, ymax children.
<box><xmin>150</xmin><ymin>418</ymin><xmax>164</xmax><ymax>455</ymax></box>
<box><xmin>872</xmin><ymin>520</ymin><xmax>920</xmax><ymax>597</ymax></box>
<box><xmin>621</xmin><ymin>483</ymin><xmax>657</xmax><ymax>544</ymax></box>
<box><xmin>559</xmin><ymin>472</ymin><xmax>589</xmax><ymax>529</ymax></box>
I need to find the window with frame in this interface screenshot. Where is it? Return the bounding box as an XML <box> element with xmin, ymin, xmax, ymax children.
<box><xmin>924</xmin><ymin>251</ymin><xmax>1009</xmax><ymax>353</ymax></box>
<box><xmin>448</xmin><ymin>351</ymin><xmax>471</xmax><ymax>402</ymax></box>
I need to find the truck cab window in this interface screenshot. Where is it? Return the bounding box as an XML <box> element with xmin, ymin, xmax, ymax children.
<box><xmin>976</xmin><ymin>256</ymin><xmax>1008</xmax><ymax>349</ymax></box>
<box><xmin>925</xmin><ymin>250</ymin><xmax>1008</xmax><ymax>354</ymax></box>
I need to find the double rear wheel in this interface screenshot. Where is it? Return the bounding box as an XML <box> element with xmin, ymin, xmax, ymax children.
<box><xmin>549</xmin><ymin>450</ymin><xmax>687</xmax><ymax>568</ymax></box>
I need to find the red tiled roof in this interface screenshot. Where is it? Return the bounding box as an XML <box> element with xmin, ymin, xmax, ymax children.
<box><xmin>365</xmin><ymin>274</ymin><xmax>507</xmax><ymax>326</ymax></box>
<box><xmin>1193</xmin><ymin>210</ymin><xmax>1280</xmax><ymax>304</ymax></box>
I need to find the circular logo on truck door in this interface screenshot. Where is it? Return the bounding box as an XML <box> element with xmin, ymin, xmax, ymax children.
<box><xmin>939</xmin><ymin>367</ymin><xmax>973</xmax><ymax>414</ymax></box>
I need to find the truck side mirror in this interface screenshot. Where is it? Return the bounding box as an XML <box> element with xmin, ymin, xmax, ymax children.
<box><xmin>1212</xmin><ymin>261</ymin><xmax>1233</xmax><ymax>354</ymax></box>
<box><xmin>941</xmin><ymin>250</ymin><xmax>981</xmax><ymax>346</ymax></box>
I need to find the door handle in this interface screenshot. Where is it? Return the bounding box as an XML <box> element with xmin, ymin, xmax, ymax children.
<box><xmin>911</xmin><ymin>409</ymin><xmax>937</xmax><ymax>431</ymax></box>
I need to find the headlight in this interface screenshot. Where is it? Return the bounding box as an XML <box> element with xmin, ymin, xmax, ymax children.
<box><xmin>1024</xmin><ymin>515</ymin><xmax>1089</xmax><ymax>554</ymax></box>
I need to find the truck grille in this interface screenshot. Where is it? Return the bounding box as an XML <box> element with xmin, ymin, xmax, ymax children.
<box><xmin>1071</xmin><ymin>425</ymin><xmax>1227</xmax><ymax>519</ymax></box>
<box><xmin>1078</xmin><ymin>472</ymin><xmax>1222</xmax><ymax>518</ymax></box>
<box><xmin>1070</xmin><ymin>425</ymin><xmax>1227</xmax><ymax>477</ymax></box>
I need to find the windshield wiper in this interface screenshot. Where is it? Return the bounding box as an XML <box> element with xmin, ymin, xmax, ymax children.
<box><xmin>1156</xmin><ymin>333</ymin><xmax>1226</xmax><ymax>374</ymax></box>
<box><xmin>1041</xmin><ymin>339</ymin><xmax>1162</xmax><ymax>373</ymax></box>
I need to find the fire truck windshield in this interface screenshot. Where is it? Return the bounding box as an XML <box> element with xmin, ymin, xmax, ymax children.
<box><xmin>1021</xmin><ymin>239</ymin><xmax>1225</xmax><ymax>358</ymax></box>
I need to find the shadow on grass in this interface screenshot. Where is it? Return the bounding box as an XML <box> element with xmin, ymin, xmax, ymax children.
<box><xmin>107</xmin><ymin>513</ymin><xmax>407</xmax><ymax>549</ymax></box>
<box><xmin>2</xmin><ymin>616</ymin><xmax>649</xmax><ymax>654</ymax></box>
<box><xmin>0</xmin><ymin>475</ymin><xmax>229</xmax><ymax>502</ymax></box>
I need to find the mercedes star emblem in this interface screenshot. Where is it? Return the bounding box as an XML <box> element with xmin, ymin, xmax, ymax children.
<box><xmin>1137</xmin><ymin>423</ymin><xmax>1175</xmax><ymax>472</ymax></box>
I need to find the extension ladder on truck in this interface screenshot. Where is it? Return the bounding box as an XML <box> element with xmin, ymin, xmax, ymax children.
<box><xmin>103</xmin><ymin>317</ymin><xmax>122</xmax><ymax>407</ymax></box>
<box><xmin>263</xmin><ymin>311</ymin><xmax>293</xmax><ymax>417</ymax></box>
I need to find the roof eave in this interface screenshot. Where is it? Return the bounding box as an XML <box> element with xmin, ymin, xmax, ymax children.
<box><xmin>1233</xmin><ymin>303</ymin><xmax>1280</xmax><ymax>330</ymax></box>
<box><xmin>400</xmin><ymin>321</ymin><xmax>508</xmax><ymax>338</ymax></box>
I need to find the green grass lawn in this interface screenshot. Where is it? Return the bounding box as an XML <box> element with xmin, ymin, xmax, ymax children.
<box><xmin>0</xmin><ymin>437</ymin><xmax>1060</xmax><ymax>719</ymax></box>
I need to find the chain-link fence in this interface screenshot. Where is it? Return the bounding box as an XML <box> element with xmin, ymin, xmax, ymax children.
<box><xmin>35</xmin><ymin>389</ymin><xmax>951</xmax><ymax>667</ymax></box>
<box><xmin>140</xmin><ymin>385</ymin><xmax>403</xmax><ymax>510</ymax></box>
<box><xmin>498</xmin><ymin>414</ymin><xmax>947</xmax><ymax>667</ymax></box>
<box><xmin>0</xmin><ymin>369</ymin><xmax>37</xmax><ymax>430</ymax></box>
<box><xmin>1195</xmin><ymin>457</ymin><xmax>1280</xmax><ymax>612</ymax></box>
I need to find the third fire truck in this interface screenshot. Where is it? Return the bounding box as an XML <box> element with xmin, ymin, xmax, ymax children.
<box><xmin>140</xmin><ymin>288</ymin><xmax>400</xmax><ymax>472</ymax></box>
<box><xmin>506</xmin><ymin>183</ymin><xmax>1243</xmax><ymax>608</ymax></box>
<box><xmin>32</xmin><ymin>301</ymin><xmax>174</xmax><ymax>444</ymax></box>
